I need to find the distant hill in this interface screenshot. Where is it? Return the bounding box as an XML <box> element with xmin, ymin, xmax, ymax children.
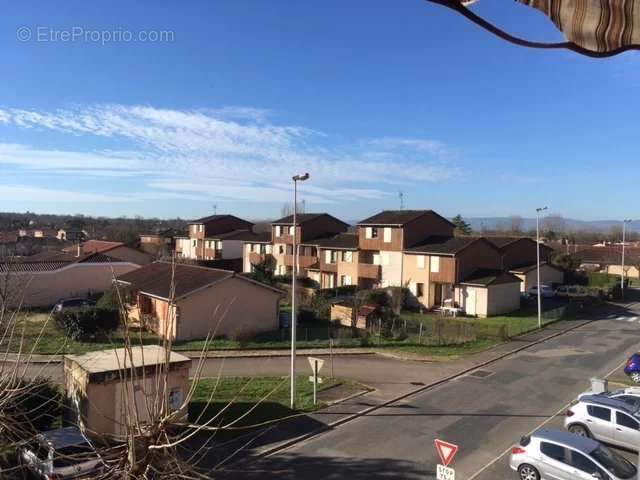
<box><xmin>465</xmin><ymin>217</ymin><xmax>640</xmax><ymax>233</ymax></box>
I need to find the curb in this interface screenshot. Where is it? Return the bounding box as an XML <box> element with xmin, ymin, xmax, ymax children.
<box><xmin>242</xmin><ymin>317</ymin><xmax>596</xmax><ymax>462</ymax></box>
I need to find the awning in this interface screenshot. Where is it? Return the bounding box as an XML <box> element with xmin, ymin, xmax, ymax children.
<box><xmin>426</xmin><ymin>0</ymin><xmax>640</xmax><ymax>57</ymax></box>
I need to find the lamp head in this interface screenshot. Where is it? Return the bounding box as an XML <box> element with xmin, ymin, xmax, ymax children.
<box><xmin>536</xmin><ymin>206</ymin><xmax>548</xmax><ymax>213</ymax></box>
<box><xmin>293</xmin><ymin>173</ymin><xmax>310</xmax><ymax>182</ymax></box>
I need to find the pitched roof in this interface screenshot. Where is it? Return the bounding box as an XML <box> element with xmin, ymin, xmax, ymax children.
<box><xmin>459</xmin><ymin>269</ymin><xmax>522</xmax><ymax>287</ymax></box>
<box><xmin>190</xmin><ymin>214</ymin><xmax>253</xmax><ymax>226</ymax></box>
<box><xmin>116</xmin><ymin>262</ymin><xmax>282</xmax><ymax>300</ymax></box>
<box><xmin>358</xmin><ymin>210</ymin><xmax>454</xmax><ymax>227</ymax></box>
<box><xmin>0</xmin><ymin>231</ymin><xmax>19</xmax><ymax>244</ymax></box>
<box><xmin>64</xmin><ymin>240</ymin><xmax>124</xmax><ymax>254</ymax></box>
<box><xmin>207</xmin><ymin>229</ymin><xmax>259</xmax><ymax>241</ymax></box>
<box><xmin>272</xmin><ymin>213</ymin><xmax>348</xmax><ymax>227</ymax></box>
<box><xmin>509</xmin><ymin>261</ymin><xmax>562</xmax><ymax>274</ymax></box>
<box><xmin>0</xmin><ymin>252</ymin><xmax>124</xmax><ymax>273</ymax></box>
<box><xmin>65</xmin><ymin>345</ymin><xmax>191</xmax><ymax>374</ymax></box>
<box><xmin>485</xmin><ymin>236</ymin><xmax>553</xmax><ymax>252</ymax></box>
<box><xmin>315</xmin><ymin>233</ymin><xmax>359</xmax><ymax>250</ymax></box>
<box><xmin>242</xmin><ymin>232</ymin><xmax>272</xmax><ymax>243</ymax></box>
<box><xmin>575</xmin><ymin>246</ymin><xmax>640</xmax><ymax>265</ymax></box>
<box><xmin>404</xmin><ymin>236</ymin><xmax>486</xmax><ymax>255</ymax></box>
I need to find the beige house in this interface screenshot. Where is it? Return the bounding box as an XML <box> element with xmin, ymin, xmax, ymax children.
<box><xmin>0</xmin><ymin>252</ymin><xmax>141</xmax><ymax>307</ymax></box>
<box><xmin>63</xmin><ymin>240</ymin><xmax>153</xmax><ymax>266</ymax></box>
<box><xmin>175</xmin><ymin>214</ymin><xmax>255</xmax><ymax>261</ymax></box>
<box><xmin>117</xmin><ymin>262</ymin><xmax>283</xmax><ymax>341</ymax></box>
<box><xmin>510</xmin><ymin>262</ymin><xmax>565</xmax><ymax>292</ymax></box>
<box><xmin>607</xmin><ymin>264</ymin><xmax>640</xmax><ymax>279</ymax></box>
<box><xmin>64</xmin><ymin>346</ymin><xmax>191</xmax><ymax>438</ymax></box>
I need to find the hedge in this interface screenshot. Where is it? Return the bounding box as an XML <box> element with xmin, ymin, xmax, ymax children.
<box><xmin>54</xmin><ymin>307</ymin><xmax>120</xmax><ymax>340</ymax></box>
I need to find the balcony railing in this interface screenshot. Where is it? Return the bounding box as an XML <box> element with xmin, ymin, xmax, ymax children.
<box><xmin>283</xmin><ymin>254</ymin><xmax>318</xmax><ymax>269</ymax></box>
<box><xmin>358</xmin><ymin>263</ymin><xmax>381</xmax><ymax>279</ymax></box>
<box><xmin>249</xmin><ymin>252</ymin><xmax>274</xmax><ymax>266</ymax></box>
<box><xmin>320</xmin><ymin>262</ymin><xmax>338</xmax><ymax>273</ymax></box>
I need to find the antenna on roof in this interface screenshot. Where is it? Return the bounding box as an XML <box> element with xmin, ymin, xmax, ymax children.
<box><xmin>213</xmin><ymin>204</ymin><xmax>217</xmax><ymax>215</ymax></box>
<box><xmin>301</xmin><ymin>199</ymin><xmax>306</xmax><ymax>214</ymax></box>
<box><xmin>398</xmin><ymin>191</ymin><xmax>404</xmax><ymax>210</ymax></box>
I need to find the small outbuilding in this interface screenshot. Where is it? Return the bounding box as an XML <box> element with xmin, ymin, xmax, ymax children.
<box><xmin>116</xmin><ymin>262</ymin><xmax>283</xmax><ymax>341</ymax></box>
<box><xmin>455</xmin><ymin>270</ymin><xmax>522</xmax><ymax>317</ymax></box>
<box><xmin>509</xmin><ymin>262</ymin><xmax>564</xmax><ymax>292</ymax></box>
<box><xmin>63</xmin><ymin>345</ymin><xmax>191</xmax><ymax>439</ymax></box>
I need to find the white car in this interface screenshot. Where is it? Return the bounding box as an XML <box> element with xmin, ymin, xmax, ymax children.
<box><xmin>510</xmin><ymin>427</ymin><xmax>636</xmax><ymax>480</ymax></box>
<box><xmin>528</xmin><ymin>285</ymin><xmax>555</xmax><ymax>298</ymax></box>
<box><xmin>578</xmin><ymin>386</ymin><xmax>640</xmax><ymax>410</ymax></box>
<box><xmin>18</xmin><ymin>427</ymin><xmax>104</xmax><ymax>479</ymax></box>
<box><xmin>565</xmin><ymin>395</ymin><xmax>640</xmax><ymax>451</ymax></box>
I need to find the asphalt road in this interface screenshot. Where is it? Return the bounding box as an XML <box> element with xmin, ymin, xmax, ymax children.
<box><xmin>215</xmin><ymin>297</ymin><xmax>640</xmax><ymax>480</ymax></box>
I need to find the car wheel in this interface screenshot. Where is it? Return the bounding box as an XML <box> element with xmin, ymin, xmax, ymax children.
<box><xmin>569</xmin><ymin>424</ymin><xmax>591</xmax><ymax>438</ymax></box>
<box><xmin>517</xmin><ymin>464</ymin><xmax>540</xmax><ymax>480</ymax></box>
<box><xmin>630</xmin><ymin>372</ymin><xmax>640</xmax><ymax>384</ymax></box>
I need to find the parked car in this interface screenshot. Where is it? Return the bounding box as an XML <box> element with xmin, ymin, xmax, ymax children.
<box><xmin>624</xmin><ymin>353</ymin><xmax>640</xmax><ymax>383</ymax></box>
<box><xmin>509</xmin><ymin>427</ymin><xmax>636</xmax><ymax>480</ymax></box>
<box><xmin>565</xmin><ymin>395</ymin><xmax>640</xmax><ymax>451</ymax></box>
<box><xmin>18</xmin><ymin>427</ymin><xmax>104</xmax><ymax>479</ymax></box>
<box><xmin>53</xmin><ymin>297</ymin><xmax>96</xmax><ymax>313</ymax></box>
<box><xmin>528</xmin><ymin>285</ymin><xmax>555</xmax><ymax>298</ymax></box>
<box><xmin>579</xmin><ymin>386</ymin><xmax>640</xmax><ymax>410</ymax></box>
<box><xmin>555</xmin><ymin>285</ymin><xmax>570</xmax><ymax>298</ymax></box>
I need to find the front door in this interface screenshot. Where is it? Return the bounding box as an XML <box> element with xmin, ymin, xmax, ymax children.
<box><xmin>465</xmin><ymin>288</ymin><xmax>476</xmax><ymax>316</ymax></box>
<box><xmin>434</xmin><ymin>284</ymin><xmax>443</xmax><ymax>306</ymax></box>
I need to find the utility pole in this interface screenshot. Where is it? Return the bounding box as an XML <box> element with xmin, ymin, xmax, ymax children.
<box><xmin>536</xmin><ymin>207</ymin><xmax>548</xmax><ymax>329</ymax></box>
<box><xmin>399</xmin><ymin>191</ymin><xmax>404</xmax><ymax>210</ymax></box>
<box><xmin>621</xmin><ymin>219</ymin><xmax>633</xmax><ymax>300</ymax></box>
<box><xmin>290</xmin><ymin>173</ymin><xmax>309</xmax><ymax>408</ymax></box>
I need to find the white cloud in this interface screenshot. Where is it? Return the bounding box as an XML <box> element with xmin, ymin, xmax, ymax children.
<box><xmin>0</xmin><ymin>105</ymin><xmax>460</xmax><ymax>204</ymax></box>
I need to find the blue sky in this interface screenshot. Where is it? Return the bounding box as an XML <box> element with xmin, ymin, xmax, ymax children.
<box><xmin>0</xmin><ymin>0</ymin><xmax>638</xmax><ymax>222</ymax></box>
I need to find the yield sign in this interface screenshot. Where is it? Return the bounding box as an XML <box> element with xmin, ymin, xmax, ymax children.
<box><xmin>434</xmin><ymin>439</ymin><xmax>458</xmax><ymax>467</ymax></box>
<box><xmin>307</xmin><ymin>357</ymin><xmax>325</xmax><ymax>373</ymax></box>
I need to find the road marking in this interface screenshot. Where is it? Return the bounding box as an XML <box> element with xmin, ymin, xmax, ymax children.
<box><xmin>618</xmin><ymin>316</ymin><xmax>627</xmax><ymax>321</ymax></box>
<box><xmin>466</xmin><ymin>357</ymin><xmax>631</xmax><ymax>480</ymax></box>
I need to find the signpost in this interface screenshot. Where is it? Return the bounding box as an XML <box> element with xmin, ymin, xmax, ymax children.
<box><xmin>434</xmin><ymin>439</ymin><xmax>458</xmax><ymax>480</ymax></box>
<box><xmin>307</xmin><ymin>357</ymin><xmax>325</xmax><ymax>405</ymax></box>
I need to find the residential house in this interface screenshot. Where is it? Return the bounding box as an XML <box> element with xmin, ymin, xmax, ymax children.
<box><xmin>0</xmin><ymin>231</ymin><xmax>18</xmax><ymax>257</ymax></box>
<box><xmin>0</xmin><ymin>252</ymin><xmax>142</xmax><ymax>307</ymax></box>
<box><xmin>63</xmin><ymin>240</ymin><xmax>153</xmax><ymax>266</ymax></box>
<box><xmin>139</xmin><ymin>228</ymin><xmax>180</xmax><ymax>258</ymax></box>
<box><xmin>57</xmin><ymin>228</ymin><xmax>88</xmax><ymax>242</ymax></box>
<box><xmin>307</xmin><ymin>233</ymin><xmax>360</xmax><ymax>289</ymax></box>
<box><xmin>356</xmin><ymin>210</ymin><xmax>455</xmax><ymax>289</ymax></box>
<box><xmin>175</xmin><ymin>214</ymin><xmax>254</xmax><ymax>261</ymax></box>
<box><xmin>242</xmin><ymin>232</ymin><xmax>274</xmax><ymax>273</ymax></box>
<box><xmin>64</xmin><ymin>346</ymin><xmax>191</xmax><ymax>438</ymax></box>
<box><xmin>116</xmin><ymin>262</ymin><xmax>283</xmax><ymax>341</ymax></box>
<box><xmin>575</xmin><ymin>246</ymin><xmax>640</xmax><ymax>279</ymax></box>
<box><xmin>269</xmin><ymin>213</ymin><xmax>349</xmax><ymax>276</ymax></box>
<box><xmin>485</xmin><ymin>237</ymin><xmax>563</xmax><ymax>287</ymax></box>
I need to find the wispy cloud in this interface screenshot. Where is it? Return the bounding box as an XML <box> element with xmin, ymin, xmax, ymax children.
<box><xmin>0</xmin><ymin>104</ymin><xmax>460</xmax><ymax>205</ymax></box>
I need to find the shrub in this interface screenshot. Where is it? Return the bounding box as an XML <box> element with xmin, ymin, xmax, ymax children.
<box><xmin>54</xmin><ymin>307</ymin><xmax>120</xmax><ymax>340</ymax></box>
<box><xmin>232</xmin><ymin>330</ymin><xmax>256</xmax><ymax>346</ymax></box>
<box><xmin>96</xmin><ymin>287</ymin><xmax>120</xmax><ymax>310</ymax></box>
<box><xmin>8</xmin><ymin>376</ymin><xmax>62</xmax><ymax>431</ymax></box>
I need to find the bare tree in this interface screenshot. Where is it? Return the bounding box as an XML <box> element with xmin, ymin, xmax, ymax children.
<box><xmin>508</xmin><ymin>215</ymin><xmax>523</xmax><ymax>234</ymax></box>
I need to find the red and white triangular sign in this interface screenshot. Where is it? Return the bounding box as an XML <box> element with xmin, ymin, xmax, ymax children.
<box><xmin>434</xmin><ymin>439</ymin><xmax>458</xmax><ymax>467</ymax></box>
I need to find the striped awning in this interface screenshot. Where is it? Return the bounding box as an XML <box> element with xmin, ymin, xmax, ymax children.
<box><xmin>426</xmin><ymin>0</ymin><xmax>640</xmax><ymax>57</ymax></box>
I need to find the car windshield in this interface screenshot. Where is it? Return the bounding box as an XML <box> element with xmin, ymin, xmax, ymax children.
<box><xmin>590</xmin><ymin>445</ymin><xmax>637</xmax><ymax>479</ymax></box>
<box><xmin>52</xmin><ymin>442</ymin><xmax>96</xmax><ymax>468</ymax></box>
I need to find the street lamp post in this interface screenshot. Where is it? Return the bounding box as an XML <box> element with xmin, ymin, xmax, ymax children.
<box><xmin>621</xmin><ymin>219</ymin><xmax>633</xmax><ymax>300</ymax></box>
<box><xmin>536</xmin><ymin>207</ymin><xmax>548</xmax><ymax>329</ymax></box>
<box><xmin>290</xmin><ymin>173</ymin><xmax>309</xmax><ymax>409</ymax></box>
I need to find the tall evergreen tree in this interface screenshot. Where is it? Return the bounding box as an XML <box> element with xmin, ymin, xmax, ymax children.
<box><xmin>452</xmin><ymin>214</ymin><xmax>472</xmax><ymax>235</ymax></box>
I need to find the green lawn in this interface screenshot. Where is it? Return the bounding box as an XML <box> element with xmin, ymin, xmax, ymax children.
<box><xmin>587</xmin><ymin>272</ymin><xmax>620</xmax><ymax>289</ymax></box>
<box><xmin>188</xmin><ymin>375</ymin><xmax>342</xmax><ymax>439</ymax></box>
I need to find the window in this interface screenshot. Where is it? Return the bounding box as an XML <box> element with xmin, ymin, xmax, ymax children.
<box><xmin>383</xmin><ymin>227</ymin><xmax>392</xmax><ymax>243</ymax></box>
<box><xmin>568</xmin><ymin>450</ymin><xmax>602</xmax><ymax>475</ymax></box>
<box><xmin>416</xmin><ymin>283</ymin><xmax>424</xmax><ymax>297</ymax></box>
<box><xmin>342</xmin><ymin>251</ymin><xmax>353</xmax><ymax>263</ymax></box>
<box><xmin>616</xmin><ymin>411</ymin><xmax>639</xmax><ymax>430</ymax></box>
<box><xmin>289</xmin><ymin>226</ymin><xmax>295</xmax><ymax>235</ymax></box>
<box><xmin>192</xmin><ymin>240</ymin><xmax>196</xmax><ymax>247</ymax></box>
<box><xmin>266</xmin><ymin>245</ymin><xmax>272</xmax><ymax>254</ymax></box>
<box><xmin>275</xmin><ymin>226</ymin><xmax>282</xmax><ymax>237</ymax></box>
<box><xmin>540</xmin><ymin>442</ymin><xmax>567</xmax><ymax>463</ymax></box>
<box><xmin>331</xmin><ymin>250</ymin><xmax>339</xmax><ymax>263</ymax></box>
<box><xmin>365</xmin><ymin>227</ymin><xmax>379</xmax><ymax>239</ymax></box>
<box><xmin>416</xmin><ymin>255</ymin><xmax>426</xmax><ymax>269</ymax></box>
<box><xmin>381</xmin><ymin>252</ymin><xmax>390</xmax><ymax>265</ymax></box>
<box><xmin>341</xmin><ymin>275</ymin><xmax>352</xmax><ymax>286</ymax></box>
<box><xmin>278</xmin><ymin>245</ymin><xmax>285</xmax><ymax>254</ymax></box>
<box><xmin>430</xmin><ymin>256</ymin><xmax>440</xmax><ymax>273</ymax></box>
<box><xmin>198</xmin><ymin>224</ymin><xmax>203</xmax><ymax>232</ymax></box>
<box><xmin>587</xmin><ymin>405</ymin><xmax>611</xmax><ymax>422</ymax></box>
<box><xmin>175</xmin><ymin>306</ymin><xmax>181</xmax><ymax>325</ymax></box>
<box><xmin>365</xmin><ymin>227</ymin><xmax>372</xmax><ymax>239</ymax></box>
<box><xmin>372</xmin><ymin>253</ymin><xmax>381</xmax><ymax>265</ymax></box>
<box><xmin>168</xmin><ymin>388</ymin><xmax>183</xmax><ymax>411</ymax></box>
<box><xmin>253</xmin><ymin>244</ymin><xmax>260</xmax><ymax>253</ymax></box>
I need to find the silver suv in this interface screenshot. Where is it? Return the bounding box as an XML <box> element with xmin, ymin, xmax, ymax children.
<box><xmin>509</xmin><ymin>428</ymin><xmax>636</xmax><ymax>480</ymax></box>
<box><xmin>565</xmin><ymin>395</ymin><xmax>640</xmax><ymax>451</ymax></box>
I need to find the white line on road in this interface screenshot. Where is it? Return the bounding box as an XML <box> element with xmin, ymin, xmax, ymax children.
<box><xmin>467</xmin><ymin>357</ymin><xmax>631</xmax><ymax>480</ymax></box>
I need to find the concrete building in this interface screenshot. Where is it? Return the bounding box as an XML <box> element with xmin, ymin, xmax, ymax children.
<box><xmin>0</xmin><ymin>252</ymin><xmax>141</xmax><ymax>307</ymax></box>
<box><xmin>116</xmin><ymin>262</ymin><xmax>283</xmax><ymax>341</ymax></box>
<box><xmin>455</xmin><ymin>270</ymin><xmax>523</xmax><ymax>317</ymax></box>
<box><xmin>510</xmin><ymin>262</ymin><xmax>565</xmax><ymax>292</ymax></box>
<box><xmin>63</xmin><ymin>346</ymin><xmax>191</xmax><ymax>438</ymax></box>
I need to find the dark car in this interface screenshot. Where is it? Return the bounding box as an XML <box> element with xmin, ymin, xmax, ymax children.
<box><xmin>624</xmin><ymin>353</ymin><xmax>640</xmax><ymax>383</ymax></box>
<box><xmin>53</xmin><ymin>297</ymin><xmax>96</xmax><ymax>313</ymax></box>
